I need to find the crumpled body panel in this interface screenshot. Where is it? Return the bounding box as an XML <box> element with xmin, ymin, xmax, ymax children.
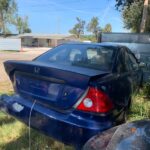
<box><xmin>84</xmin><ymin>120</ymin><xmax>150</xmax><ymax>150</ymax></box>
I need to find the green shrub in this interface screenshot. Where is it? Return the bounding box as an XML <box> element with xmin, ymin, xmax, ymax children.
<box><xmin>128</xmin><ymin>93</ymin><xmax>150</xmax><ymax>122</ymax></box>
<box><xmin>142</xmin><ymin>82</ymin><xmax>150</xmax><ymax>98</ymax></box>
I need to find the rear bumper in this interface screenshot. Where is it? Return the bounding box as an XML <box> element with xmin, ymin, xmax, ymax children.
<box><xmin>0</xmin><ymin>94</ymin><xmax>113</xmax><ymax>148</ymax></box>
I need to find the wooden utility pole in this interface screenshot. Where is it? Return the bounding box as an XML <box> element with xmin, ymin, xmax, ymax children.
<box><xmin>140</xmin><ymin>0</ymin><xmax>149</xmax><ymax>33</ymax></box>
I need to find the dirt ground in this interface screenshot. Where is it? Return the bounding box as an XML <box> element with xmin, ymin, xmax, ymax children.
<box><xmin>0</xmin><ymin>48</ymin><xmax>49</xmax><ymax>93</ymax></box>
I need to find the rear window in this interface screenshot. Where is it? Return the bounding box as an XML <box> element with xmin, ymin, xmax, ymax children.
<box><xmin>36</xmin><ymin>44</ymin><xmax>116</xmax><ymax>71</ymax></box>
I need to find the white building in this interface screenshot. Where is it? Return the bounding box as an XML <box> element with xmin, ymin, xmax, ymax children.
<box><xmin>18</xmin><ymin>33</ymin><xmax>78</xmax><ymax>47</ymax></box>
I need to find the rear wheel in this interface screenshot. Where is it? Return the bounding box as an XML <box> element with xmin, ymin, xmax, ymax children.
<box><xmin>122</xmin><ymin>108</ymin><xmax>128</xmax><ymax>123</ymax></box>
<box><xmin>122</xmin><ymin>97</ymin><xmax>132</xmax><ymax>123</ymax></box>
<box><xmin>117</xmin><ymin>97</ymin><xmax>131</xmax><ymax>125</ymax></box>
<box><xmin>139</xmin><ymin>74</ymin><xmax>143</xmax><ymax>88</ymax></box>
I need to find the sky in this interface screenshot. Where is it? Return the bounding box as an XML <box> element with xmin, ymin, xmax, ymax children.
<box><xmin>16</xmin><ymin>0</ymin><xmax>128</xmax><ymax>34</ymax></box>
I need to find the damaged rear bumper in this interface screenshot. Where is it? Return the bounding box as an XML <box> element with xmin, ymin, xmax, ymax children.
<box><xmin>0</xmin><ymin>94</ymin><xmax>113</xmax><ymax>148</ymax></box>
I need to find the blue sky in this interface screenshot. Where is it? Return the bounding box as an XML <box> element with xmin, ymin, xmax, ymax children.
<box><xmin>16</xmin><ymin>0</ymin><xmax>128</xmax><ymax>34</ymax></box>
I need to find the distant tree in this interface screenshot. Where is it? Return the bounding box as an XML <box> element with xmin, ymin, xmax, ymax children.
<box><xmin>15</xmin><ymin>16</ymin><xmax>23</xmax><ymax>34</ymax></box>
<box><xmin>15</xmin><ymin>16</ymin><xmax>31</xmax><ymax>34</ymax></box>
<box><xmin>24</xmin><ymin>28</ymin><xmax>31</xmax><ymax>33</ymax></box>
<box><xmin>0</xmin><ymin>0</ymin><xmax>17</xmax><ymax>34</ymax></box>
<box><xmin>102</xmin><ymin>24</ymin><xmax>112</xmax><ymax>32</ymax></box>
<box><xmin>80</xmin><ymin>35</ymin><xmax>96</xmax><ymax>42</ymax></box>
<box><xmin>87</xmin><ymin>17</ymin><xmax>101</xmax><ymax>40</ymax></box>
<box><xmin>69</xmin><ymin>17</ymin><xmax>85</xmax><ymax>38</ymax></box>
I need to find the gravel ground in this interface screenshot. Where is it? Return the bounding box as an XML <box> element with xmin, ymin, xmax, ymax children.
<box><xmin>0</xmin><ymin>48</ymin><xmax>49</xmax><ymax>82</ymax></box>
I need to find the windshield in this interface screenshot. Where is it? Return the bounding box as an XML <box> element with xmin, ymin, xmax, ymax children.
<box><xmin>36</xmin><ymin>44</ymin><xmax>116</xmax><ymax>71</ymax></box>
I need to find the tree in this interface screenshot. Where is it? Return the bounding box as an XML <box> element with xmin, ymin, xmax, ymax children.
<box><xmin>15</xmin><ymin>16</ymin><xmax>23</xmax><ymax>34</ymax></box>
<box><xmin>115</xmin><ymin>0</ymin><xmax>150</xmax><ymax>32</ymax></box>
<box><xmin>15</xmin><ymin>16</ymin><xmax>31</xmax><ymax>34</ymax></box>
<box><xmin>0</xmin><ymin>0</ymin><xmax>31</xmax><ymax>35</ymax></box>
<box><xmin>69</xmin><ymin>17</ymin><xmax>85</xmax><ymax>38</ymax></box>
<box><xmin>24</xmin><ymin>28</ymin><xmax>31</xmax><ymax>33</ymax></box>
<box><xmin>140</xmin><ymin>0</ymin><xmax>149</xmax><ymax>32</ymax></box>
<box><xmin>80</xmin><ymin>35</ymin><xmax>97</xmax><ymax>42</ymax></box>
<box><xmin>145</xmin><ymin>5</ymin><xmax>150</xmax><ymax>31</ymax></box>
<box><xmin>87</xmin><ymin>17</ymin><xmax>101</xmax><ymax>40</ymax></box>
<box><xmin>0</xmin><ymin>0</ymin><xmax>17</xmax><ymax>34</ymax></box>
<box><xmin>116</xmin><ymin>0</ymin><xmax>134</xmax><ymax>10</ymax></box>
<box><xmin>122</xmin><ymin>0</ymin><xmax>144</xmax><ymax>32</ymax></box>
<box><xmin>103</xmin><ymin>24</ymin><xmax>112</xmax><ymax>32</ymax></box>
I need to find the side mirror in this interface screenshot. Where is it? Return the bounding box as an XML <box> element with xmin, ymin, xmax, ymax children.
<box><xmin>135</xmin><ymin>53</ymin><xmax>141</xmax><ymax>60</ymax></box>
<box><xmin>139</xmin><ymin>62</ymin><xmax>146</xmax><ymax>68</ymax></box>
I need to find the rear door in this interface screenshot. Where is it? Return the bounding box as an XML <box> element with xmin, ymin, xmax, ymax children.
<box><xmin>111</xmin><ymin>47</ymin><xmax>141</xmax><ymax>108</ymax></box>
<box><xmin>112</xmin><ymin>47</ymin><xmax>132</xmax><ymax>107</ymax></box>
<box><xmin>140</xmin><ymin>53</ymin><xmax>150</xmax><ymax>82</ymax></box>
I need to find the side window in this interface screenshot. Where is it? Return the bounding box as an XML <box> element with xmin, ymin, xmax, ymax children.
<box><xmin>128</xmin><ymin>53</ymin><xmax>139</xmax><ymax>70</ymax></box>
<box><xmin>125</xmin><ymin>51</ymin><xmax>132</xmax><ymax>71</ymax></box>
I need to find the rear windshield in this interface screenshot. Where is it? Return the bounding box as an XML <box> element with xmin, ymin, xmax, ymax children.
<box><xmin>36</xmin><ymin>44</ymin><xmax>116</xmax><ymax>71</ymax></box>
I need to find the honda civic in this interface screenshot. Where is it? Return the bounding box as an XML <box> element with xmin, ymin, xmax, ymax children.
<box><xmin>0</xmin><ymin>43</ymin><xmax>143</xmax><ymax>149</ymax></box>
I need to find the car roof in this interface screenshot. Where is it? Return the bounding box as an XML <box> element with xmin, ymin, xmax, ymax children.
<box><xmin>62</xmin><ymin>42</ymin><xmax>126</xmax><ymax>49</ymax></box>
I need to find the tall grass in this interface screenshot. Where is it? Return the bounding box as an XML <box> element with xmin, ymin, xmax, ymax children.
<box><xmin>0</xmin><ymin>84</ymin><xmax>150</xmax><ymax>150</ymax></box>
<box><xmin>0</xmin><ymin>83</ymin><xmax>74</xmax><ymax>150</ymax></box>
<box><xmin>0</xmin><ymin>112</ymin><xmax>74</xmax><ymax>150</ymax></box>
<box><xmin>128</xmin><ymin>90</ymin><xmax>150</xmax><ymax>121</ymax></box>
<box><xmin>142</xmin><ymin>81</ymin><xmax>150</xmax><ymax>98</ymax></box>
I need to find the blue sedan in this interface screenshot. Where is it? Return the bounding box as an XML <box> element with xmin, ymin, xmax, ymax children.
<box><xmin>0</xmin><ymin>43</ymin><xmax>143</xmax><ymax>149</ymax></box>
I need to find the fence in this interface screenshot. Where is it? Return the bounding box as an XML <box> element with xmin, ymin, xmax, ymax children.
<box><xmin>99</xmin><ymin>33</ymin><xmax>150</xmax><ymax>82</ymax></box>
<box><xmin>0</xmin><ymin>39</ymin><xmax>21</xmax><ymax>51</ymax></box>
<box><xmin>99</xmin><ymin>33</ymin><xmax>150</xmax><ymax>44</ymax></box>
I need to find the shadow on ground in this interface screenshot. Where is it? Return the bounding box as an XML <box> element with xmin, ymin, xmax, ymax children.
<box><xmin>1</xmin><ymin>127</ymin><xmax>74</xmax><ymax>150</ymax></box>
<box><xmin>0</xmin><ymin>115</ymin><xmax>15</xmax><ymax>126</ymax></box>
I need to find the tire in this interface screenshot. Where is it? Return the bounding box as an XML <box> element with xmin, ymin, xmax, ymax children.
<box><xmin>122</xmin><ymin>108</ymin><xmax>128</xmax><ymax>123</ymax></box>
<box><xmin>117</xmin><ymin>97</ymin><xmax>131</xmax><ymax>125</ymax></box>
<box><xmin>139</xmin><ymin>72</ymin><xmax>144</xmax><ymax>89</ymax></box>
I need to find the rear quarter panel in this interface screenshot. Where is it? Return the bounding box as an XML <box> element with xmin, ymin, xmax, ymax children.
<box><xmin>91</xmin><ymin>73</ymin><xmax>132</xmax><ymax>117</ymax></box>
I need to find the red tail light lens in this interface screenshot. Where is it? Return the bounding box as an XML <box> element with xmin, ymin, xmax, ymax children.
<box><xmin>76</xmin><ymin>87</ymin><xmax>114</xmax><ymax>113</ymax></box>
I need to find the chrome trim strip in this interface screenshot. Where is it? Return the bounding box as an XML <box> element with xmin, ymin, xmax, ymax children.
<box><xmin>73</xmin><ymin>87</ymin><xmax>89</xmax><ymax>109</ymax></box>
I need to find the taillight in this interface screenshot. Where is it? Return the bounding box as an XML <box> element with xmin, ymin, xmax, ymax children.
<box><xmin>76</xmin><ymin>87</ymin><xmax>114</xmax><ymax>113</ymax></box>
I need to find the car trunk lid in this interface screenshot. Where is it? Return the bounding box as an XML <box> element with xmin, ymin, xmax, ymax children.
<box><xmin>4</xmin><ymin>60</ymin><xmax>110</xmax><ymax>110</ymax></box>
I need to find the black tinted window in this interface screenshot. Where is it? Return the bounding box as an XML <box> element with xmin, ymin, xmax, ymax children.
<box><xmin>125</xmin><ymin>51</ymin><xmax>138</xmax><ymax>71</ymax></box>
<box><xmin>128</xmin><ymin>53</ymin><xmax>138</xmax><ymax>70</ymax></box>
<box><xmin>140</xmin><ymin>54</ymin><xmax>150</xmax><ymax>71</ymax></box>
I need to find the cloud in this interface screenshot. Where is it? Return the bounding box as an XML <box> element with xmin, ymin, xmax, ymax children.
<box><xmin>46</xmin><ymin>1</ymin><xmax>100</xmax><ymax>15</ymax></box>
